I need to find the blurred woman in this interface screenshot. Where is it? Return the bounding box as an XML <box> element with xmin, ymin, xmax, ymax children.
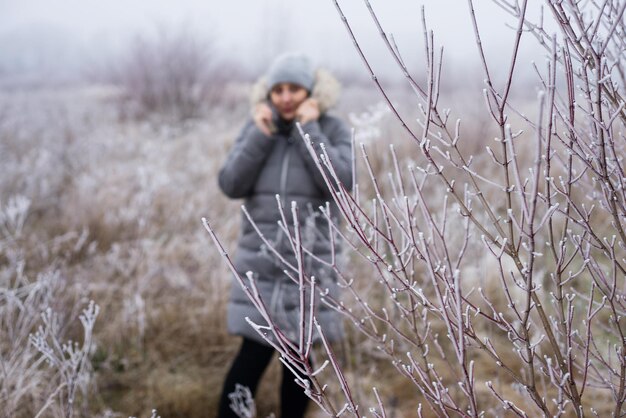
<box><xmin>216</xmin><ymin>52</ymin><xmax>352</xmax><ymax>417</ymax></box>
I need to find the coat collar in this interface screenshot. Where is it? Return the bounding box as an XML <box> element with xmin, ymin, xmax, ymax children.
<box><xmin>249</xmin><ymin>68</ymin><xmax>341</xmax><ymax>115</ymax></box>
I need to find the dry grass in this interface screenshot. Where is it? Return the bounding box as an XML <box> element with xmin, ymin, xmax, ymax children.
<box><xmin>2</xmin><ymin>73</ymin><xmax>617</xmax><ymax>417</ymax></box>
<box><xmin>0</xmin><ymin>80</ymin><xmax>395</xmax><ymax>416</ymax></box>
<box><xmin>0</xmin><ymin>84</ymin><xmax>246</xmax><ymax>417</ymax></box>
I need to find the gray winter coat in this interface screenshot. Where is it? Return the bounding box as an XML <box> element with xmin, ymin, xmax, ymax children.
<box><xmin>218</xmin><ymin>70</ymin><xmax>352</xmax><ymax>346</ymax></box>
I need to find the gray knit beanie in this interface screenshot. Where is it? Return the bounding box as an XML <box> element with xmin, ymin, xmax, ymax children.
<box><xmin>266</xmin><ymin>52</ymin><xmax>315</xmax><ymax>92</ymax></box>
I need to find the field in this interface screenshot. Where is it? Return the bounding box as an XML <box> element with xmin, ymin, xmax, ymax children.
<box><xmin>2</xmin><ymin>4</ymin><xmax>626</xmax><ymax>412</ymax></box>
<box><xmin>0</xmin><ymin>81</ymin><xmax>445</xmax><ymax>417</ymax></box>
<box><xmin>2</xmin><ymin>72</ymin><xmax>623</xmax><ymax>416</ymax></box>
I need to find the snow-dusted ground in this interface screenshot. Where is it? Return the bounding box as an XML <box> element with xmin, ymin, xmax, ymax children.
<box><xmin>0</xmin><ymin>82</ymin><xmax>411</xmax><ymax>417</ymax></box>
<box><xmin>2</xmin><ymin>76</ymin><xmax>619</xmax><ymax>417</ymax></box>
<box><xmin>0</xmin><ymin>84</ymin><xmax>257</xmax><ymax>416</ymax></box>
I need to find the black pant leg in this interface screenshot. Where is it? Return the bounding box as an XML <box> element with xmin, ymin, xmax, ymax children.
<box><xmin>280</xmin><ymin>360</ymin><xmax>312</xmax><ymax>418</ymax></box>
<box><xmin>217</xmin><ymin>338</ymin><xmax>275</xmax><ymax>418</ymax></box>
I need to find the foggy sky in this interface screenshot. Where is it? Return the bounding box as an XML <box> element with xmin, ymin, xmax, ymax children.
<box><xmin>0</xmin><ymin>0</ymin><xmax>554</xmax><ymax>81</ymax></box>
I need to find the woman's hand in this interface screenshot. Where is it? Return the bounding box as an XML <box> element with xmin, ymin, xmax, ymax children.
<box><xmin>296</xmin><ymin>98</ymin><xmax>320</xmax><ymax>125</ymax></box>
<box><xmin>253</xmin><ymin>103</ymin><xmax>274</xmax><ymax>136</ymax></box>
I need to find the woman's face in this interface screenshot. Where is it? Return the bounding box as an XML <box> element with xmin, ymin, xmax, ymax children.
<box><xmin>269</xmin><ymin>83</ymin><xmax>309</xmax><ymax>121</ymax></box>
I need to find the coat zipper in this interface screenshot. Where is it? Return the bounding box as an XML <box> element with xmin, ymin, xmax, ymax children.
<box><xmin>269</xmin><ymin>281</ymin><xmax>282</xmax><ymax>316</ymax></box>
<box><xmin>274</xmin><ymin>143</ymin><xmax>292</xmax><ymax>249</ymax></box>
<box><xmin>279</xmin><ymin>145</ymin><xmax>291</xmax><ymax>208</ymax></box>
<box><xmin>270</xmin><ymin>141</ymin><xmax>292</xmax><ymax>315</ymax></box>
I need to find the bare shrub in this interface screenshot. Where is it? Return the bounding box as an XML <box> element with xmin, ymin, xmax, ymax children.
<box><xmin>206</xmin><ymin>0</ymin><xmax>626</xmax><ymax>416</ymax></box>
<box><xmin>113</xmin><ymin>26</ymin><xmax>223</xmax><ymax>122</ymax></box>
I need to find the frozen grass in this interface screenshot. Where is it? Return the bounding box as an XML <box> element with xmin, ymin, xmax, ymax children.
<box><xmin>0</xmin><ymin>75</ymin><xmax>508</xmax><ymax>416</ymax></box>
<box><xmin>6</xmin><ymin>3</ymin><xmax>625</xmax><ymax>411</ymax></box>
<box><xmin>0</xmin><ymin>84</ymin><xmax>245</xmax><ymax>416</ymax></box>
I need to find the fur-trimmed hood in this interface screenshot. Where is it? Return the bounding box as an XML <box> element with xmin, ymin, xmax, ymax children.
<box><xmin>249</xmin><ymin>68</ymin><xmax>341</xmax><ymax>114</ymax></box>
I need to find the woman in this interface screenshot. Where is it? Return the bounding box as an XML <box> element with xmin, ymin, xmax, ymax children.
<box><xmin>217</xmin><ymin>53</ymin><xmax>352</xmax><ymax>417</ymax></box>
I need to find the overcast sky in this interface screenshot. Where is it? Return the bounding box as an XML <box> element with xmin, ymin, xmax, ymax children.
<box><xmin>0</xmin><ymin>0</ymin><xmax>555</xmax><ymax>81</ymax></box>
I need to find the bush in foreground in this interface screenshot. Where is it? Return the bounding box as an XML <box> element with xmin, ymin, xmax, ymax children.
<box><xmin>206</xmin><ymin>0</ymin><xmax>626</xmax><ymax>416</ymax></box>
